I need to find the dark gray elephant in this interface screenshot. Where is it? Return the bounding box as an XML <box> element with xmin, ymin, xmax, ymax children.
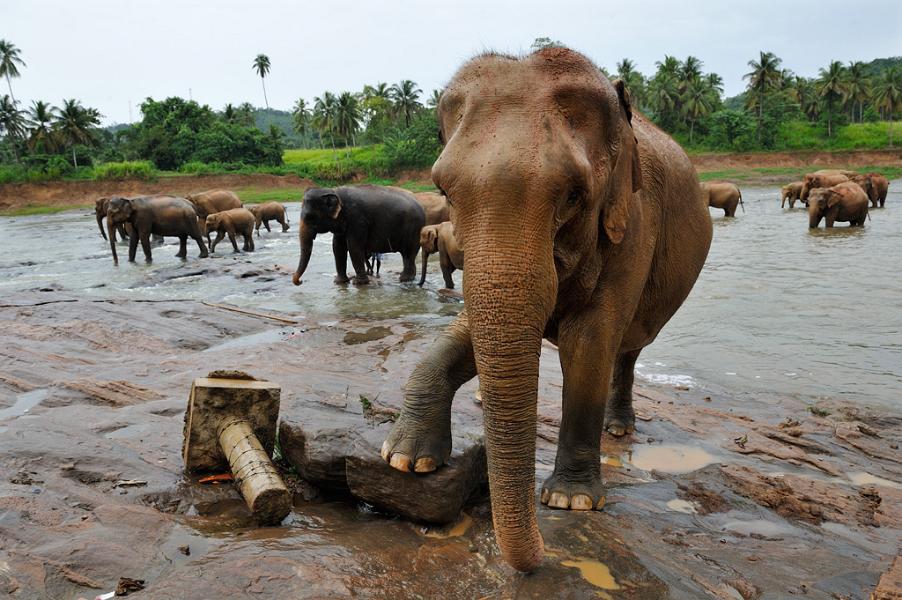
<box><xmin>292</xmin><ymin>185</ymin><xmax>425</xmax><ymax>286</ymax></box>
<box><xmin>106</xmin><ymin>195</ymin><xmax>208</xmax><ymax>264</ymax></box>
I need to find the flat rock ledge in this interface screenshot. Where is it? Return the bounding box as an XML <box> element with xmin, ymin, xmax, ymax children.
<box><xmin>279</xmin><ymin>404</ymin><xmax>487</xmax><ymax>524</ymax></box>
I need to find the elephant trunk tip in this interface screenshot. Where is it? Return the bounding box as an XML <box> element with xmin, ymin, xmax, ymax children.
<box><xmin>292</xmin><ymin>272</ymin><xmax>302</xmax><ymax>286</ymax></box>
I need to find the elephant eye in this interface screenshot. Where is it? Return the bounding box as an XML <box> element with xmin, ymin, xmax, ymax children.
<box><xmin>567</xmin><ymin>187</ymin><xmax>585</xmax><ymax>206</ymax></box>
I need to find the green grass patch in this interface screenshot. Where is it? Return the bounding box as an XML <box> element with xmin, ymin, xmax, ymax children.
<box><xmin>0</xmin><ymin>203</ymin><xmax>92</xmax><ymax>217</ymax></box>
<box><xmin>237</xmin><ymin>188</ymin><xmax>305</xmax><ymax>204</ymax></box>
<box><xmin>92</xmin><ymin>161</ymin><xmax>158</xmax><ymax>181</ymax></box>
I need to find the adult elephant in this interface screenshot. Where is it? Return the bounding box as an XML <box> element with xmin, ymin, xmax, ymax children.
<box><xmin>418</xmin><ymin>221</ymin><xmax>463</xmax><ymax>288</ymax></box>
<box><xmin>412</xmin><ymin>191</ymin><xmax>452</xmax><ymax>225</ymax></box>
<box><xmin>185</xmin><ymin>190</ymin><xmax>242</xmax><ymax>243</ymax></box>
<box><xmin>292</xmin><ymin>185</ymin><xmax>425</xmax><ymax>286</ymax></box>
<box><xmin>702</xmin><ymin>182</ymin><xmax>743</xmax><ymax>216</ymax></box>
<box><xmin>800</xmin><ymin>172</ymin><xmax>849</xmax><ymax>203</ymax></box>
<box><xmin>868</xmin><ymin>173</ymin><xmax>889</xmax><ymax>207</ymax></box>
<box><xmin>95</xmin><ymin>197</ymin><xmax>129</xmax><ymax>242</ymax></box>
<box><xmin>380</xmin><ymin>48</ymin><xmax>712</xmax><ymax>572</ymax></box>
<box><xmin>781</xmin><ymin>182</ymin><xmax>804</xmax><ymax>208</ymax></box>
<box><xmin>847</xmin><ymin>173</ymin><xmax>879</xmax><ymax>207</ymax></box>
<box><xmin>808</xmin><ymin>181</ymin><xmax>869</xmax><ymax>228</ymax></box>
<box><xmin>106</xmin><ymin>195</ymin><xmax>208</xmax><ymax>264</ymax></box>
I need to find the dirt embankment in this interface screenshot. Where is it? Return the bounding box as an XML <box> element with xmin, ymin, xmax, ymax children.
<box><xmin>0</xmin><ymin>173</ymin><xmax>315</xmax><ymax>212</ymax></box>
<box><xmin>690</xmin><ymin>148</ymin><xmax>902</xmax><ymax>170</ymax></box>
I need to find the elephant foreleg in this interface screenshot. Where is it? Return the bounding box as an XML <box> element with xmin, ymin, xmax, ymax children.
<box><xmin>399</xmin><ymin>249</ymin><xmax>417</xmax><ymax>283</ymax></box>
<box><xmin>440</xmin><ymin>257</ymin><xmax>455</xmax><ymax>289</ymax></box>
<box><xmin>128</xmin><ymin>231</ymin><xmax>140</xmax><ymax>263</ymax></box>
<box><xmin>382</xmin><ymin>314</ymin><xmax>477</xmax><ymax>472</ymax></box>
<box><xmin>347</xmin><ymin>241</ymin><xmax>370</xmax><ymax>285</ymax></box>
<box><xmin>211</xmin><ymin>231</ymin><xmax>225</xmax><ymax>253</ymax></box>
<box><xmin>228</xmin><ymin>230</ymin><xmax>240</xmax><ymax>253</ymax></box>
<box><xmin>332</xmin><ymin>235</ymin><xmax>351</xmax><ymax>284</ymax></box>
<box><xmin>139</xmin><ymin>232</ymin><xmax>153</xmax><ymax>263</ymax></box>
<box><xmin>542</xmin><ymin>314</ymin><xmax>621</xmax><ymax>511</ymax></box>
<box><xmin>264</xmin><ymin>219</ymin><xmax>272</xmax><ymax>232</ymax></box>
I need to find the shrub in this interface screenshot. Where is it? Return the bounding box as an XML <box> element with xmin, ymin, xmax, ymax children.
<box><xmin>92</xmin><ymin>161</ymin><xmax>158</xmax><ymax>181</ymax></box>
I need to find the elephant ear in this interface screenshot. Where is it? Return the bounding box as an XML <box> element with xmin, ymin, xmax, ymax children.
<box><xmin>603</xmin><ymin>80</ymin><xmax>643</xmax><ymax>245</ymax></box>
<box><xmin>827</xmin><ymin>191</ymin><xmax>841</xmax><ymax>209</ymax></box>
<box><xmin>324</xmin><ymin>193</ymin><xmax>342</xmax><ymax>219</ymax></box>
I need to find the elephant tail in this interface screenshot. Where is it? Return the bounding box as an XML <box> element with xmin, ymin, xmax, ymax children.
<box><xmin>738</xmin><ymin>189</ymin><xmax>745</xmax><ymax>213</ymax></box>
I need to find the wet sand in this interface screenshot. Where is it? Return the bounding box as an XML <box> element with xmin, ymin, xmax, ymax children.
<box><xmin>1</xmin><ymin>208</ymin><xmax>900</xmax><ymax>598</ymax></box>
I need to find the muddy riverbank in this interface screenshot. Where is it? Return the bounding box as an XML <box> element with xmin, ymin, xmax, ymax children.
<box><xmin>0</xmin><ymin>198</ymin><xmax>900</xmax><ymax>598</ymax></box>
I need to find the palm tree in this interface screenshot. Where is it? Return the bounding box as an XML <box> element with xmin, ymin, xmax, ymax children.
<box><xmin>222</xmin><ymin>103</ymin><xmax>237</xmax><ymax>123</ymax></box>
<box><xmin>648</xmin><ymin>69</ymin><xmax>680</xmax><ymax>129</ymax></box>
<box><xmin>845</xmin><ymin>61</ymin><xmax>870</xmax><ymax>123</ymax></box>
<box><xmin>252</xmin><ymin>54</ymin><xmax>271</xmax><ymax>109</ymax></box>
<box><xmin>744</xmin><ymin>51</ymin><xmax>783</xmax><ymax>140</ymax></box>
<box><xmin>680</xmin><ymin>56</ymin><xmax>703</xmax><ymax>84</ymax></box>
<box><xmin>427</xmin><ymin>89</ymin><xmax>443</xmax><ymax>108</ymax></box>
<box><xmin>363</xmin><ymin>83</ymin><xmax>391</xmax><ymax>101</ymax></box>
<box><xmin>872</xmin><ymin>67</ymin><xmax>902</xmax><ymax>147</ymax></box>
<box><xmin>27</xmin><ymin>100</ymin><xmax>55</xmax><ymax>152</ymax></box>
<box><xmin>681</xmin><ymin>77</ymin><xmax>714</xmax><ymax>143</ymax></box>
<box><xmin>0</xmin><ymin>40</ymin><xmax>26</xmax><ymax>105</ymax></box>
<box><xmin>816</xmin><ymin>60</ymin><xmax>847</xmax><ymax>137</ymax></box>
<box><xmin>791</xmin><ymin>76</ymin><xmax>820</xmax><ymax>121</ymax></box>
<box><xmin>390</xmin><ymin>80</ymin><xmax>422</xmax><ymax>127</ymax></box>
<box><xmin>0</xmin><ymin>94</ymin><xmax>26</xmax><ymax>161</ymax></box>
<box><xmin>53</xmin><ymin>99</ymin><xmax>101</xmax><ymax>167</ymax></box>
<box><xmin>237</xmin><ymin>102</ymin><xmax>256</xmax><ymax>127</ymax></box>
<box><xmin>292</xmin><ymin>98</ymin><xmax>310</xmax><ymax>146</ymax></box>
<box><xmin>616</xmin><ymin>58</ymin><xmax>646</xmax><ymax>107</ymax></box>
<box><xmin>313</xmin><ymin>92</ymin><xmax>338</xmax><ymax>150</ymax></box>
<box><xmin>334</xmin><ymin>92</ymin><xmax>361</xmax><ymax>146</ymax></box>
<box><xmin>655</xmin><ymin>55</ymin><xmax>681</xmax><ymax>78</ymax></box>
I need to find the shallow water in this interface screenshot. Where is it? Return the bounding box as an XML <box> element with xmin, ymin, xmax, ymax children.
<box><xmin>1</xmin><ymin>184</ymin><xmax>899</xmax><ymax>412</ymax></box>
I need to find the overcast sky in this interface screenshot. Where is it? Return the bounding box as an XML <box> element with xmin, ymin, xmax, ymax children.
<box><xmin>6</xmin><ymin>0</ymin><xmax>902</xmax><ymax>125</ymax></box>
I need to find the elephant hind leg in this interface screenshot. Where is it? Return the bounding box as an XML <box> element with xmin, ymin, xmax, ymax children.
<box><xmin>399</xmin><ymin>249</ymin><xmax>417</xmax><ymax>282</ymax></box>
<box><xmin>604</xmin><ymin>348</ymin><xmax>641</xmax><ymax>437</ymax></box>
<box><xmin>176</xmin><ymin>235</ymin><xmax>188</xmax><ymax>259</ymax></box>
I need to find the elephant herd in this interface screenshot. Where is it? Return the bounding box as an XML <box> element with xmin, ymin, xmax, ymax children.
<box><xmin>95</xmin><ymin>190</ymin><xmax>290</xmax><ymax>264</ymax></box>
<box><xmin>781</xmin><ymin>169</ymin><xmax>889</xmax><ymax>228</ymax></box>
<box><xmin>703</xmin><ymin>169</ymin><xmax>890</xmax><ymax>229</ymax></box>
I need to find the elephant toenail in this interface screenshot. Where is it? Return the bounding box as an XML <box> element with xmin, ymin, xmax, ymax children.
<box><xmin>414</xmin><ymin>457</ymin><xmax>436</xmax><ymax>473</ymax></box>
<box><xmin>548</xmin><ymin>492</ymin><xmax>570</xmax><ymax>509</ymax></box>
<box><xmin>571</xmin><ymin>494</ymin><xmax>593</xmax><ymax>511</ymax></box>
<box><xmin>595</xmin><ymin>496</ymin><xmax>607</xmax><ymax>510</ymax></box>
<box><xmin>540</xmin><ymin>488</ymin><xmax>550</xmax><ymax>504</ymax></box>
<box><xmin>380</xmin><ymin>440</ymin><xmax>390</xmax><ymax>462</ymax></box>
<box><xmin>390</xmin><ymin>453</ymin><xmax>412</xmax><ymax>472</ymax></box>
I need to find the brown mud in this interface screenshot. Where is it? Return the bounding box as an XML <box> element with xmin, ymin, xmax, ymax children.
<box><xmin>1</xmin><ymin>269</ymin><xmax>900</xmax><ymax>598</ymax></box>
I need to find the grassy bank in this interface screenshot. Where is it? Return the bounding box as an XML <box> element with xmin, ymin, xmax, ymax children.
<box><xmin>698</xmin><ymin>165</ymin><xmax>902</xmax><ymax>183</ymax></box>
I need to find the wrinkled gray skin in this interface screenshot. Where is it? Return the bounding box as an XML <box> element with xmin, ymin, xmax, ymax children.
<box><xmin>106</xmin><ymin>195</ymin><xmax>208</xmax><ymax>264</ymax></box>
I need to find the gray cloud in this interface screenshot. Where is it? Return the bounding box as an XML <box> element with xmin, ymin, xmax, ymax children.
<box><xmin>6</xmin><ymin>0</ymin><xmax>901</xmax><ymax>124</ymax></box>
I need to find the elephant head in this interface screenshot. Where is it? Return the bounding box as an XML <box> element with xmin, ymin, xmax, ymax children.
<box><xmin>418</xmin><ymin>225</ymin><xmax>440</xmax><ymax>286</ymax></box>
<box><xmin>95</xmin><ymin>197</ymin><xmax>110</xmax><ymax>240</ymax></box>
<box><xmin>105</xmin><ymin>196</ymin><xmax>134</xmax><ymax>264</ymax></box>
<box><xmin>807</xmin><ymin>188</ymin><xmax>839</xmax><ymax>228</ymax></box>
<box><xmin>431</xmin><ymin>49</ymin><xmax>642</xmax><ymax>572</ymax></box>
<box><xmin>205</xmin><ymin>213</ymin><xmax>221</xmax><ymax>233</ymax></box>
<box><xmin>292</xmin><ymin>188</ymin><xmax>343</xmax><ymax>285</ymax></box>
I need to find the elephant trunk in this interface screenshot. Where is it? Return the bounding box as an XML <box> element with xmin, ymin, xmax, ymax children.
<box><xmin>418</xmin><ymin>248</ymin><xmax>430</xmax><ymax>286</ymax></box>
<box><xmin>292</xmin><ymin>221</ymin><xmax>315</xmax><ymax>285</ymax></box>
<box><xmin>108</xmin><ymin>219</ymin><xmax>119</xmax><ymax>265</ymax></box>
<box><xmin>800</xmin><ymin>183</ymin><xmax>810</xmax><ymax>202</ymax></box>
<box><xmin>808</xmin><ymin>206</ymin><xmax>821</xmax><ymax>229</ymax></box>
<box><xmin>97</xmin><ymin>212</ymin><xmax>108</xmax><ymax>240</ymax></box>
<box><xmin>461</xmin><ymin>219</ymin><xmax>556</xmax><ymax>573</ymax></box>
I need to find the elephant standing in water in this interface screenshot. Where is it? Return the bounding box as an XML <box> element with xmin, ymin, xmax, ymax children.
<box><xmin>418</xmin><ymin>221</ymin><xmax>463</xmax><ymax>288</ymax></box>
<box><xmin>95</xmin><ymin>197</ymin><xmax>129</xmax><ymax>242</ymax></box>
<box><xmin>702</xmin><ymin>182</ymin><xmax>743</xmax><ymax>216</ymax></box>
<box><xmin>292</xmin><ymin>185</ymin><xmax>425</xmax><ymax>286</ymax></box>
<box><xmin>380</xmin><ymin>48</ymin><xmax>712</xmax><ymax>572</ymax></box>
<box><xmin>800</xmin><ymin>172</ymin><xmax>849</xmax><ymax>204</ymax></box>
<box><xmin>807</xmin><ymin>182</ymin><xmax>869</xmax><ymax>228</ymax></box>
<box><xmin>185</xmin><ymin>190</ymin><xmax>242</xmax><ymax>243</ymax></box>
<box><xmin>206</xmin><ymin>208</ymin><xmax>256</xmax><ymax>252</ymax></box>
<box><xmin>869</xmin><ymin>173</ymin><xmax>889</xmax><ymax>207</ymax></box>
<box><xmin>106</xmin><ymin>195</ymin><xmax>208</xmax><ymax>264</ymax></box>
<box><xmin>781</xmin><ymin>182</ymin><xmax>804</xmax><ymax>208</ymax></box>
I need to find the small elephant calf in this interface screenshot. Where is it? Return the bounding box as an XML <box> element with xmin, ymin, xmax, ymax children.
<box><xmin>206</xmin><ymin>208</ymin><xmax>256</xmax><ymax>253</ymax></box>
<box><xmin>248</xmin><ymin>202</ymin><xmax>289</xmax><ymax>236</ymax></box>
<box><xmin>418</xmin><ymin>222</ymin><xmax>463</xmax><ymax>289</ymax></box>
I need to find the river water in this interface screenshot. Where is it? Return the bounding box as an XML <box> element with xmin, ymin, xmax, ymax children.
<box><xmin>1</xmin><ymin>183</ymin><xmax>899</xmax><ymax>412</ymax></box>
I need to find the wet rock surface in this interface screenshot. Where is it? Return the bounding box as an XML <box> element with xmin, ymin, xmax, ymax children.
<box><xmin>1</xmin><ymin>285</ymin><xmax>900</xmax><ymax>599</ymax></box>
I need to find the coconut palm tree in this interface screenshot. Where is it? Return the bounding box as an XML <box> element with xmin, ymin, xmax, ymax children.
<box><xmin>791</xmin><ymin>76</ymin><xmax>820</xmax><ymax>121</ymax></box>
<box><xmin>744</xmin><ymin>51</ymin><xmax>783</xmax><ymax>140</ymax></box>
<box><xmin>291</xmin><ymin>98</ymin><xmax>310</xmax><ymax>145</ymax></box>
<box><xmin>872</xmin><ymin>67</ymin><xmax>902</xmax><ymax>147</ymax></box>
<box><xmin>27</xmin><ymin>100</ymin><xmax>55</xmax><ymax>152</ymax></box>
<box><xmin>844</xmin><ymin>62</ymin><xmax>870</xmax><ymax>123</ymax></box>
<box><xmin>334</xmin><ymin>92</ymin><xmax>361</xmax><ymax>146</ymax></box>
<box><xmin>0</xmin><ymin>40</ymin><xmax>26</xmax><ymax>105</ymax></box>
<box><xmin>816</xmin><ymin>60</ymin><xmax>847</xmax><ymax>137</ymax></box>
<box><xmin>253</xmin><ymin>54</ymin><xmax>271</xmax><ymax>109</ymax></box>
<box><xmin>648</xmin><ymin>69</ymin><xmax>680</xmax><ymax>129</ymax></box>
<box><xmin>390</xmin><ymin>80</ymin><xmax>422</xmax><ymax>127</ymax></box>
<box><xmin>427</xmin><ymin>89</ymin><xmax>443</xmax><ymax>108</ymax></box>
<box><xmin>237</xmin><ymin>102</ymin><xmax>256</xmax><ymax>127</ymax></box>
<box><xmin>679</xmin><ymin>56</ymin><xmax>703</xmax><ymax>84</ymax></box>
<box><xmin>616</xmin><ymin>58</ymin><xmax>646</xmax><ymax>107</ymax></box>
<box><xmin>681</xmin><ymin>77</ymin><xmax>714</xmax><ymax>143</ymax></box>
<box><xmin>313</xmin><ymin>92</ymin><xmax>338</xmax><ymax>150</ymax></box>
<box><xmin>53</xmin><ymin>99</ymin><xmax>101</xmax><ymax>167</ymax></box>
<box><xmin>0</xmin><ymin>94</ymin><xmax>26</xmax><ymax>161</ymax></box>
<box><xmin>222</xmin><ymin>103</ymin><xmax>238</xmax><ymax>123</ymax></box>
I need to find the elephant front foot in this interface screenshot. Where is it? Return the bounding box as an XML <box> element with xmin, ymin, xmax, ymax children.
<box><xmin>333</xmin><ymin>275</ymin><xmax>351</xmax><ymax>285</ymax></box>
<box><xmin>604</xmin><ymin>403</ymin><xmax>635</xmax><ymax>437</ymax></box>
<box><xmin>540</xmin><ymin>471</ymin><xmax>606</xmax><ymax>511</ymax></box>
<box><xmin>352</xmin><ymin>275</ymin><xmax>371</xmax><ymax>285</ymax></box>
<box><xmin>381</xmin><ymin>414</ymin><xmax>451</xmax><ymax>474</ymax></box>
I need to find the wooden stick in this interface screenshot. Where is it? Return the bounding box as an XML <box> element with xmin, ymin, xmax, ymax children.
<box><xmin>201</xmin><ymin>302</ymin><xmax>298</xmax><ymax>325</ymax></box>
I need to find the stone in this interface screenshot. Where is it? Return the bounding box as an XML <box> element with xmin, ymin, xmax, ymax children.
<box><xmin>279</xmin><ymin>401</ymin><xmax>487</xmax><ymax>524</ymax></box>
<box><xmin>872</xmin><ymin>556</ymin><xmax>902</xmax><ymax>600</ymax></box>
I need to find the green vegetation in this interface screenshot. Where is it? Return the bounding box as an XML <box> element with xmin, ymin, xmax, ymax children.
<box><xmin>92</xmin><ymin>160</ymin><xmax>157</xmax><ymax>180</ymax></box>
<box><xmin>697</xmin><ymin>165</ymin><xmax>902</xmax><ymax>183</ymax></box>
<box><xmin>237</xmin><ymin>188</ymin><xmax>303</xmax><ymax>204</ymax></box>
<box><xmin>0</xmin><ymin>203</ymin><xmax>92</xmax><ymax>217</ymax></box>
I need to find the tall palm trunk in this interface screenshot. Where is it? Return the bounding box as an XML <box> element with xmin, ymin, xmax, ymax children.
<box><xmin>261</xmin><ymin>77</ymin><xmax>269</xmax><ymax>109</ymax></box>
<box><xmin>5</xmin><ymin>73</ymin><xmax>14</xmax><ymax>105</ymax></box>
